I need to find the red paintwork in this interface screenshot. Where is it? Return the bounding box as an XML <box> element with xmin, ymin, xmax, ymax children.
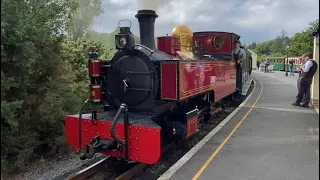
<box><xmin>160</xmin><ymin>62</ymin><xmax>178</xmax><ymax>100</ymax></box>
<box><xmin>186</xmin><ymin>115</ymin><xmax>198</xmax><ymax>138</ymax></box>
<box><xmin>159</xmin><ymin>32</ymin><xmax>237</xmax><ymax>102</ymax></box>
<box><xmin>64</xmin><ymin>115</ymin><xmax>161</xmax><ymax>164</ymax></box>
<box><xmin>157</xmin><ymin>36</ymin><xmax>180</xmax><ymax>55</ymax></box>
<box><xmin>193</xmin><ymin>32</ymin><xmax>233</xmax><ymax>54</ymax></box>
<box><xmin>88</xmin><ymin>60</ymin><xmax>102</xmax><ymax>77</ymax></box>
<box><xmin>159</xmin><ymin>60</ymin><xmax>236</xmax><ymax>101</ymax></box>
<box><xmin>179</xmin><ymin>61</ymin><xmax>236</xmax><ymax>101</ymax></box>
<box><xmin>90</xmin><ymin>85</ymin><xmax>102</xmax><ymax>102</ymax></box>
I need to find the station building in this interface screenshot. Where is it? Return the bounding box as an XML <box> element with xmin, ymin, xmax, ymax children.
<box><xmin>310</xmin><ymin>22</ymin><xmax>319</xmax><ymax>111</ymax></box>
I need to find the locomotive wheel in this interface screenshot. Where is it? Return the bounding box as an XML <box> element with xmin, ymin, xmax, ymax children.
<box><xmin>172</xmin><ymin>121</ymin><xmax>187</xmax><ymax>142</ymax></box>
<box><xmin>203</xmin><ymin>104</ymin><xmax>214</xmax><ymax>123</ymax></box>
<box><xmin>164</xmin><ymin>120</ymin><xmax>187</xmax><ymax>141</ymax></box>
<box><xmin>203</xmin><ymin>110</ymin><xmax>211</xmax><ymax>122</ymax></box>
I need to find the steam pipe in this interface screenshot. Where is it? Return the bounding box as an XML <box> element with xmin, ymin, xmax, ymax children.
<box><xmin>110</xmin><ymin>103</ymin><xmax>127</xmax><ymax>146</ymax></box>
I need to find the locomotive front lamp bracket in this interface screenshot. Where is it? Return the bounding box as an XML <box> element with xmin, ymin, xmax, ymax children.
<box><xmin>115</xmin><ymin>19</ymin><xmax>135</xmax><ymax>50</ymax></box>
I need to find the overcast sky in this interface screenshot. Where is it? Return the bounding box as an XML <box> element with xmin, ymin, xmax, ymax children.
<box><xmin>92</xmin><ymin>0</ymin><xmax>319</xmax><ymax>45</ymax></box>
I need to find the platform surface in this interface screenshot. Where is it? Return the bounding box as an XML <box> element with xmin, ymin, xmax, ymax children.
<box><xmin>163</xmin><ymin>70</ymin><xmax>319</xmax><ymax>180</ymax></box>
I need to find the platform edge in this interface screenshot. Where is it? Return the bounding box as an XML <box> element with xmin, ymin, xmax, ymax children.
<box><xmin>157</xmin><ymin>79</ymin><xmax>257</xmax><ymax>180</ymax></box>
<box><xmin>314</xmin><ymin>106</ymin><xmax>319</xmax><ymax>115</ymax></box>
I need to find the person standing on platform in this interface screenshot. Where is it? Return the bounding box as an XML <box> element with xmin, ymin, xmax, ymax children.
<box><xmin>292</xmin><ymin>52</ymin><xmax>318</xmax><ymax>108</ymax></box>
<box><xmin>296</xmin><ymin>54</ymin><xmax>306</xmax><ymax>102</ymax></box>
<box><xmin>289</xmin><ymin>58</ymin><xmax>295</xmax><ymax>75</ymax></box>
<box><xmin>264</xmin><ymin>59</ymin><xmax>269</xmax><ymax>73</ymax></box>
<box><xmin>233</xmin><ymin>40</ymin><xmax>246</xmax><ymax>93</ymax></box>
<box><xmin>297</xmin><ymin>54</ymin><xmax>306</xmax><ymax>91</ymax></box>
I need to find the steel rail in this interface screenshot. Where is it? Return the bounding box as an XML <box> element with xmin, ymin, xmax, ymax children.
<box><xmin>65</xmin><ymin>157</ymin><xmax>109</xmax><ymax>180</ymax></box>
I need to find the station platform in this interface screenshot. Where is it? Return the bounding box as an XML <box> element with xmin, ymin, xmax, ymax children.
<box><xmin>158</xmin><ymin>70</ymin><xmax>319</xmax><ymax>180</ymax></box>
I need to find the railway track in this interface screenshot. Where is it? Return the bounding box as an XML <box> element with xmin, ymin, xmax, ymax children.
<box><xmin>64</xmin><ymin>157</ymin><xmax>109</xmax><ymax>180</ymax></box>
<box><xmin>64</xmin><ymin>143</ymin><xmax>175</xmax><ymax>180</ymax></box>
<box><xmin>113</xmin><ymin>163</ymin><xmax>148</xmax><ymax>180</ymax></box>
<box><xmin>114</xmin><ymin>143</ymin><xmax>175</xmax><ymax>180</ymax></box>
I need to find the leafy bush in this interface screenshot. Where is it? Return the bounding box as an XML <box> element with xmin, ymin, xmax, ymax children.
<box><xmin>1</xmin><ymin>0</ymin><xmax>110</xmax><ymax>174</ymax></box>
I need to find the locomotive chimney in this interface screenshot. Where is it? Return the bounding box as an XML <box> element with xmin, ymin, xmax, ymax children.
<box><xmin>135</xmin><ymin>10</ymin><xmax>158</xmax><ymax>50</ymax></box>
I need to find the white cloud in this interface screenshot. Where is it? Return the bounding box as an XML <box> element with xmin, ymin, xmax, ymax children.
<box><xmin>196</xmin><ymin>14</ymin><xmax>212</xmax><ymax>22</ymax></box>
<box><xmin>109</xmin><ymin>0</ymin><xmax>136</xmax><ymax>6</ymax></box>
<box><xmin>94</xmin><ymin>0</ymin><xmax>319</xmax><ymax>44</ymax></box>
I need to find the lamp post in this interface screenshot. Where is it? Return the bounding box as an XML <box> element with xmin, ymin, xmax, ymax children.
<box><xmin>285</xmin><ymin>45</ymin><xmax>289</xmax><ymax>76</ymax></box>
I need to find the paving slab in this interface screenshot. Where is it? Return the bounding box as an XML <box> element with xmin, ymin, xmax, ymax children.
<box><xmin>162</xmin><ymin>71</ymin><xmax>319</xmax><ymax>180</ymax></box>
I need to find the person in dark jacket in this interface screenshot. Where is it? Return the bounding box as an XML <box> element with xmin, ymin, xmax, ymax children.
<box><xmin>232</xmin><ymin>40</ymin><xmax>246</xmax><ymax>92</ymax></box>
<box><xmin>264</xmin><ymin>59</ymin><xmax>269</xmax><ymax>73</ymax></box>
<box><xmin>292</xmin><ymin>52</ymin><xmax>318</xmax><ymax>108</ymax></box>
<box><xmin>288</xmin><ymin>59</ymin><xmax>295</xmax><ymax>75</ymax></box>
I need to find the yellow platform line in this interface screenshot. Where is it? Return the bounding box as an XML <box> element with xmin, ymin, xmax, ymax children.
<box><xmin>192</xmin><ymin>78</ymin><xmax>264</xmax><ymax>180</ymax></box>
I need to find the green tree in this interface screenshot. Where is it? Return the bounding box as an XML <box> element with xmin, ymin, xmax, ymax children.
<box><xmin>61</xmin><ymin>39</ymin><xmax>111</xmax><ymax>83</ymax></box>
<box><xmin>250</xmin><ymin>22</ymin><xmax>316</xmax><ymax>60</ymax></box>
<box><xmin>247</xmin><ymin>42</ymin><xmax>257</xmax><ymax>49</ymax></box>
<box><xmin>86</xmin><ymin>28</ymin><xmax>141</xmax><ymax>59</ymax></box>
<box><xmin>255</xmin><ymin>41</ymin><xmax>271</xmax><ymax>55</ymax></box>
<box><xmin>1</xmin><ymin>0</ymin><xmax>111</xmax><ymax>175</ymax></box>
<box><xmin>288</xmin><ymin>28</ymin><xmax>314</xmax><ymax>56</ymax></box>
<box><xmin>68</xmin><ymin>0</ymin><xmax>104</xmax><ymax>41</ymax></box>
<box><xmin>1</xmin><ymin>0</ymin><xmax>77</xmax><ymax>173</ymax></box>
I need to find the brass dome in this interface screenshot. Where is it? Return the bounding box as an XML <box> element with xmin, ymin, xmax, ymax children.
<box><xmin>171</xmin><ymin>25</ymin><xmax>193</xmax><ymax>53</ymax></box>
<box><xmin>171</xmin><ymin>25</ymin><xmax>193</xmax><ymax>37</ymax></box>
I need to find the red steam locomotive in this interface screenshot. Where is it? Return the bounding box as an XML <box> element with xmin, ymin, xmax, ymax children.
<box><xmin>64</xmin><ymin>10</ymin><xmax>252</xmax><ymax>164</ymax></box>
